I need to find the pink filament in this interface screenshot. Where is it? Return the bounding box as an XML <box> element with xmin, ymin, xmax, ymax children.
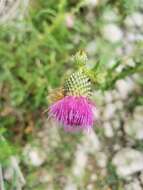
<box><xmin>49</xmin><ymin>96</ymin><xmax>95</xmax><ymax>131</ymax></box>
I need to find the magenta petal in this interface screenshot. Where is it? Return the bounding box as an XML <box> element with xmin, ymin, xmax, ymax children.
<box><xmin>49</xmin><ymin>96</ymin><xmax>95</xmax><ymax>131</ymax></box>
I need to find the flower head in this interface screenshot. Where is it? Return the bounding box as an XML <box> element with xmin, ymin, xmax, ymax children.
<box><xmin>49</xmin><ymin>96</ymin><xmax>95</xmax><ymax>132</ymax></box>
<box><xmin>66</xmin><ymin>14</ymin><xmax>74</xmax><ymax>29</ymax></box>
<box><xmin>48</xmin><ymin>51</ymin><xmax>97</xmax><ymax>132</ymax></box>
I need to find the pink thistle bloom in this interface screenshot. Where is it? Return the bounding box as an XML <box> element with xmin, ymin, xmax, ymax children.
<box><xmin>65</xmin><ymin>14</ymin><xmax>74</xmax><ymax>29</ymax></box>
<box><xmin>49</xmin><ymin>96</ymin><xmax>95</xmax><ymax>132</ymax></box>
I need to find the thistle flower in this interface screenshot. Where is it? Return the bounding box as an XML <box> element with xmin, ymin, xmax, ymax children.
<box><xmin>49</xmin><ymin>52</ymin><xmax>96</xmax><ymax>132</ymax></box>
<box><xmin>65</xmin><ymin>14</ymin><xmax>74</xmax><ymax>29</ymax></box>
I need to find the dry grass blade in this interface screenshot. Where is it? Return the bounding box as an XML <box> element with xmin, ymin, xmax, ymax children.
<box><xmin>0</xmin><ymin>164</ymin><xmax>5</xmax><ymax>190</ymax></box>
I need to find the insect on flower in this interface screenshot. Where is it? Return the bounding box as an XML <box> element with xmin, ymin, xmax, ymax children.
<box><xmin>48</xmin><ymin>51</ymin><xmax>97</xmax><ymax>132</ymax></box>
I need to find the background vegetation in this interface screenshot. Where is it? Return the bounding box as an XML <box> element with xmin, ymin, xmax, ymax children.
<box><xmin>0</xmin><ymin>0</ymin><xmax>143</xmax><ymax>189</ymax></box>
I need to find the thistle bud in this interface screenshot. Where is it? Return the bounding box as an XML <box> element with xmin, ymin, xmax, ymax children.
<box><xmin>74</xmin><ymin>50</ymin><xmax>88</xmax><ymax>66</ymax></box>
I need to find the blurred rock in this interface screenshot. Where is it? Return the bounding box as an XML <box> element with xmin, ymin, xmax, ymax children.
<box><xmin>104</xmin><ymin>92</ymin><xmax>113</xmax><ymax>103</ymax></box>
<box><xmin>102</xmin><ymin>10</ymin><xmax>119</xmax><ymax>22</ymax></box>
<box><xmin>72</xmin><ymin>144</ymin><xmax>88</xmax><ymax>178</ymax></box>
<box><xmin>103</xmin><ymin>103</ymin><xmax>116</xmax><ymax>120</ymax></box>
<box><xmin>112</xmin><ymin>120</ymin><xmax>120</xmax><ymax>129</ymax></box>
<box><xmin>112</xmin><ymin>90</ymin><xmax>121</xmax><ymax>100</ymax></box>
<box><xmin>102</xmin><ymin>24</ymin><xmax>123</xmax><ymax>43</ymax></box>
<box><xmin>116</xmin><ymin>78</ymin><xmax>135</xmax><ymax>99</ymax></box>
<box><xmin>64</xmin><ymin>182</ymin><xmax>77</xmax><ymax>190</ymax></box>
<box><xmin>91</xmin><ymin>174</ymin><xmax>97</xmax><ymax>181</ymax></box>
<box><xmin>103</xmin><ymin>122</ymin><xmax>114</xmax><ymax>138</ymax></box>
<box><xmin>93</xmin><ymin>91</ymin><xmax>105</xmax><ymax>105</ymax></box>
<box><xmin>124</xmin><ymin>179</ymin><xmax>142</xmax><ymax>190</ymax></box>
<box><xmin>125</xmin><ymin>12</ymin><xmax>143</xmax><ymax>28</ymax></box>
<box><xmin>126</xmin><ymin>32</ymin><xmax>143</xmax><ymax>42</ymax></box>
<box><xmin>87</xmin><ymin>184</ymin><xmax>94</xmax><ymax>190</ymax></box>
<box><xmin>115</xmin><ymin>64</ymin><xmax>125</xmax><ymax>73</ymax></box>
<box><xmin>113</xmin><ymin>144</ymin><xmax>121</xmax><ymax>151</ymax></box>
<box><xmin>124</xmin><ymin>58</ymin><xmax>136</xmax><ymax>67</ymax></box>
<box><xmin>23</xmin><ymin>144</ymin><xmax>46</xmax><ymax>167</ymax></box>
<box><xmin>38</xmin><ymin>169</ymin><xmax>52</xmax><ymax>183</ymax></box>
<box><xmin>84</xmin><ymin>130</ymin><xmax>101</xmax><ymax>152</ymax></box>
<box><xmin>124</xmin><ymin>119</ymin><xmax>143</xmax><ymax>140</ymax></box>
<box><xmin>86</xmin><ymin>0</ymin><xmax>99</xmax><ymax>7</ymax></box>
<box><xmin>133</xmin><ymin>106</ymin><xmax>143</xmax><ymax>121</ymax></box>
<box><xmin>112</xmin><ymin>148</ymin><xmax>143</xmax><ymax>177</ymax></box>
<box><xmin>96</xmin><ymin>152</ymin><xmax>107</xmax><ymax>168</ymax></box>
<box><xmin>86</xmin><ymin>41</ymin><xmax>97</xmax><ymax>56</ymax></box>
<box><xmin>115</xmin><ymin>100</ymin><xmax>124</xmax><ymax>110</ymax></box>
<box><xmin>122</xmin><ymin>40</ymin><xmax>134</xmax><ymax>55</ymax></box>
<box><xmin>38</xmin><ymin>119</ymin><xmax>61</xmax><ymax>150</ymax></box>
<box><xmin>139</xmin><ymin>171</ymin><xmax>143</xmax><ymax>184</ymax></box>
<box><xmin>93</xmin><ymin>106</ymin><xmax>100</xmax><ymax>120</ymax></box>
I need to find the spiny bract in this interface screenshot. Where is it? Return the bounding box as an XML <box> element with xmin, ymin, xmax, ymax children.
<box><xmin>64</xmin><ymin>70</ymin><xmax>91</xmax><ymax>97</ymax></box>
